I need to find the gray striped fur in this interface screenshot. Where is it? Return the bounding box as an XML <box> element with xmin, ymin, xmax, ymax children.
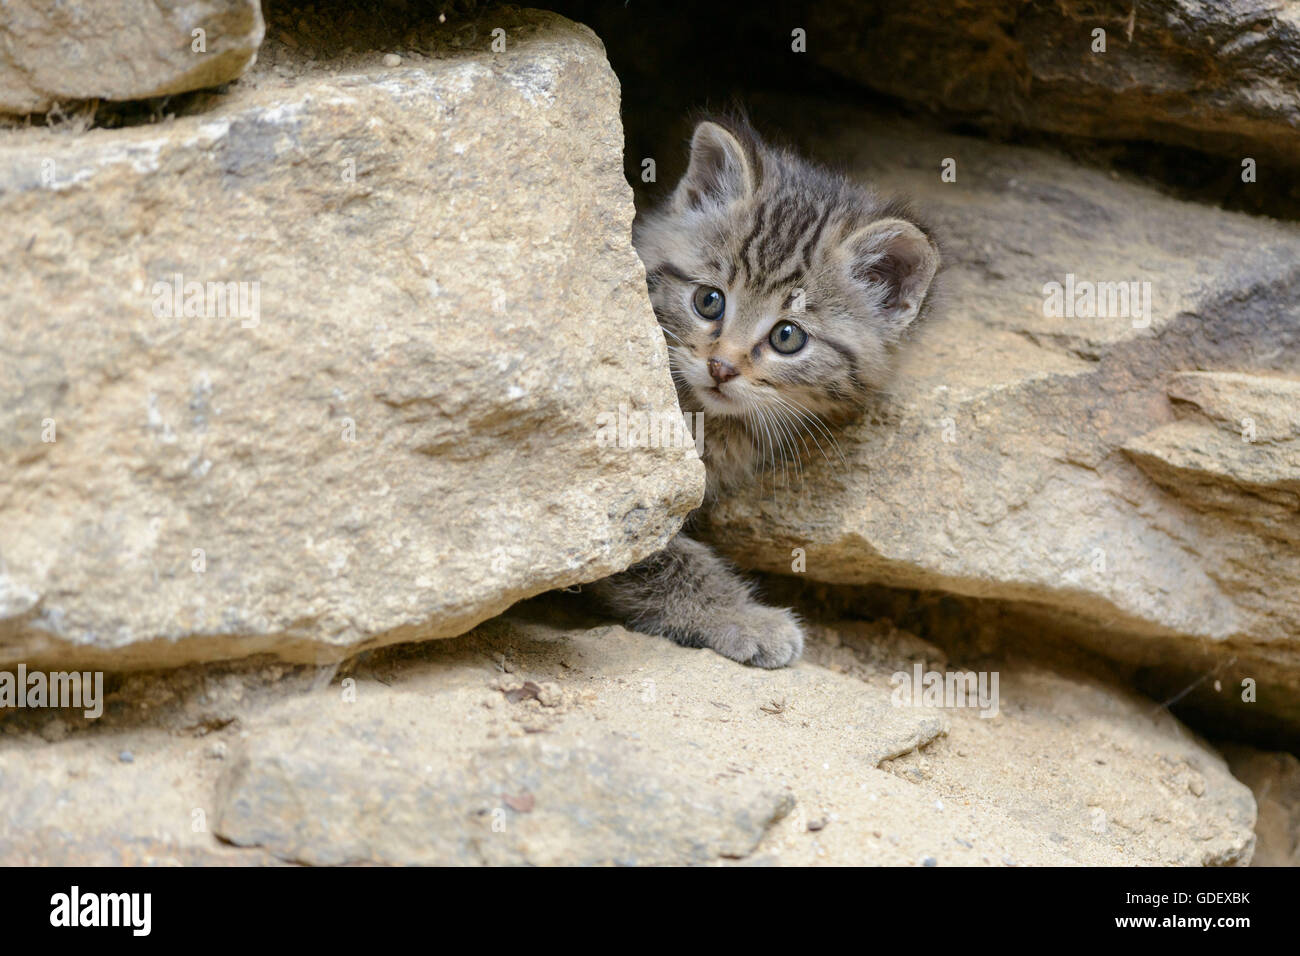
<box><xmin>591</xmin><ymin>118</ymin><xmax>940</xmax><ymax>668</ymax></box>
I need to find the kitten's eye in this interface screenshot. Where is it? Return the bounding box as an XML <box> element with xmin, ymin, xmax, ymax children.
<box><xmin>768</xmin><ymin>321</ymin><xmax>808</xmax><ymax>354</ymax></box>
<box><xmin>692</xmin><ymin>286</ymin><xmax>726</xmax><ymax>320</ymax></box>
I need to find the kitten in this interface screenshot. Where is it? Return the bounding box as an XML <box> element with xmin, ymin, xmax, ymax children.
<box><xmin>592</xmin><ymin>117</ymin><xmax>940</xmax><ymax>668</ymax></box>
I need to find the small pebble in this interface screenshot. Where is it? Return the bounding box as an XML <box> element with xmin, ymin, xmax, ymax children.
<box><xmin>383</xmin><ymin>53</ymin><xmax>402</xmax><ymax>67</ymax></box>
<box><xmin>921</xmin><ymin>856</ymin><xmax>938</xmax><ymax>867</ymax></box>
<box><xmin>118</xmin><ymin>750</ymin><xmax>134</xmax><ymax>763</ymax></box>
<box><xmin>537</xmin><ymin>682</ymin><xmax>563</xmax><ymax>707</ymax></box>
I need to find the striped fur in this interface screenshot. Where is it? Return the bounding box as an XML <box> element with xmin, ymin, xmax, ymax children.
<box><xmin>591</xmin><ymin>118</ymin><xmax>939</xmax><ymax>669</ymax></box>
<box><xmin>636</xmin><ymin>116</ymin><xmax>940</xmax><ymax>494</ymax></box>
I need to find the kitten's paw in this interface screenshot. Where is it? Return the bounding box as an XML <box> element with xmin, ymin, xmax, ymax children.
<box><xmin>708</xmin><ymin>605</ymin><xmax>804</xmax><ymax>669</ymax></box>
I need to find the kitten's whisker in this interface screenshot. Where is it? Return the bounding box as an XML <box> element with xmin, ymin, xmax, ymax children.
<box><xmin>771</xmin><ymin>393</ymin><xmax>845</xmax><ymax>466</ymax></box>
<box><xmin>749</xmin><ymin>404</ymin><xmax>779</xmax><ymax>494</ymax></box>
<box><xmin>761</xmin><ymin>404</ymin><xmax>800</xmax><ymax>492</ymax></box>
<box><xmin>764</xmin><ymin>405</ymin><xmax>795</xmax><ymax>494</ymax></box>
<box><xmin>752</xmin><ymin>406</ymin><xmax>773</xmax><ymax>482</ymax></box>
<box><xmin>740</xmin><ymin>406</ymin><xmax>768</xmax><ymax>496</ymax></box>
<box><xmin>766</xmin><ymin>399</ymin><xmax>813</xmax><ymax>461</ymax></box>
<box><xmin>665</xmin><ymin>345</ymin><xmax>693</xmax><ymax>385</ymax></box>
<box><xmin>769</xmin><ymin>409</ymin><xmax>790</xmax><ymax>489</ymax></box>
<box><xmin>767</xmin><ymin>393</ymin><xmax>830</xmax><ymax>466</ymax></box>
<box><xmin>767</xmin><ymin>403</ymin><xmax>810</xmax><ymax>489</ymax></box>
<box><xmin>760</xmin><ymin>405</ymin><xmax>794</xmax><ymax>489</ymax></box>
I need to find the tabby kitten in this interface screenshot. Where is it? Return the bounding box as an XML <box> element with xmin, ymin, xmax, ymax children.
<box><xmin>592</xmin><ymin>117</ymin><xmax>940</xmax><ymax>668</ymax></box>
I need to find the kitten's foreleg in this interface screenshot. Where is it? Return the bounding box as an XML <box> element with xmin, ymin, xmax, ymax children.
<box><xmin>590</xmin><ymin>535</ymin><xmax>803</xmax><ymax>668</ymax></box>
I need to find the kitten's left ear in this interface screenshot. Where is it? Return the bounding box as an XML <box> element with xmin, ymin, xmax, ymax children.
<box><xmin>839</xmin><ymin>218</ymin><xmax>940</xmax><ymax>333</ymax></box>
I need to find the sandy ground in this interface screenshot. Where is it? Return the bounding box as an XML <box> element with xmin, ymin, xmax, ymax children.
<box><xmin>0</xmin><ymin>598</ymin><xmax>1257</xmax><ymax>865</ymax></box>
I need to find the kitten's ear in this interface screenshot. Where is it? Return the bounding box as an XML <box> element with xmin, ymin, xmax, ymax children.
<box><xmin>674</xmin><ymin>121</ymin><xmax>756</xmax><ymax>209</ymax></box>
<box><xmin>840</xmin><ymin>218</ymin><xmax>939</xmax><ymax>333</ymax></box>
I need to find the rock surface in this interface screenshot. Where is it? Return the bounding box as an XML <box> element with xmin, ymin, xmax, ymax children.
<box><xmin>0</xmin><ymin>610</ymin><xmax>1257</xmax><ymax>866</ymax></box>
<box><xmin>216</xmin><ymin>734</ymin><xmax>793</xmax><ymax>866</ymax></box>
<box><xmin>0</xmin><ymin>9</ymin><xmax>703</xmax><ymax>669</ymax></box>
<box><xmin>806</xmin><ymin>0</ymin><xmax>1300</xmax><ymax>164</ymax></box>
<box><xmin>703</xmin><ymin>98</ymin><xmax>1300</xmax><ymax>738</ymax></box>
<box><xmin>0</xmin><ymin>0</ymin><xmax>265</xmax><ymax>114</ymax></box>
<box><xmin>1222</xmin><ymin>744</ymin><xmax>1300</xmax><ymax>866</ymax></box>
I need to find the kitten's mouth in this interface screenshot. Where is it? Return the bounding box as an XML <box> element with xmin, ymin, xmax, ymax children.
<box><xmin>695</xmin><ymin>384</ymin><xmax>742</xmax><ymax>417</ymax></box>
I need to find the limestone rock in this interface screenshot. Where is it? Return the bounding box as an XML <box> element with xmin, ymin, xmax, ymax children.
<box><xmin>0</xmin><ymin>9</ymin><xmax>704</xmax><ymax>669</ymax></box>
<box><xmin>806</xmin><ymin>0</ymin><xmax>1300</xmax><ymax>164</ymax></box>
<box><xmin>703</xmin><ymin>100</ymin><xmax>1300</xmax><ymax>734</ymax></box>
<box><xmin>0</xmin><ymin>0</ymin><xmax>265</xmax><ymax>114</ymax></box>
<box><xmin>215</xmin><ymin>735</ymin><xmax>794</xmax><ymax>866</ymax></box>
<box><xmin>1123</xmin><ymin>372</ymin><xmax>1300</xmax><ymax>527</ymax></box>
<box><xmin>0</xmin><ymin>613</ymin><xmax>1255</xmax><ymax>865</ymax></box>
<box><xmin>1222</xmin><ymin>744</ymin><xmax>1300</xmax><ymax>866</ymax></box>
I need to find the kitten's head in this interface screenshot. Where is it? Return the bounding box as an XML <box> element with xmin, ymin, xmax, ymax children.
<box><xmin>635</xmin><ymin>118</ymin><xmax>940</xmax><ymax>428</ymax></box>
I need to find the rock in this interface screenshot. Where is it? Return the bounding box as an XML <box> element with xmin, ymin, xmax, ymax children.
<box><xmin>0</xmin><ymin>0</ymin><xmax>265</xmax><ymax>114</ymax></box>
<box><xmin>703</xmin><ymin>98</ymin><xmax>1300</xmax><ymax>738</ymax></box>
<box><xmin>800</xmin><ymin>619</ymin><xmax>1255</xmax><ymax>865</ymax></box>
<box><xmin>1123</xmin><ymin>372</ymin><xmax>1300</xmax><ymax>533</ymax></box>
<box><xmin>875</xmin><ymin>660</ymin><xmax>1257</xmax><ymax>866</ymax></box>
<box><xmin>215</xmin><ymin>735</ymin><xmax>794</xmax><ymax>866</ymax></box>
<box><xmin>0</xmin><ymin>832</ymin><xmax>281</xmax><ymax>866</ymax></box>
<box><xmin>1222</xmin><ymin>744</ymin><xmax>1300</xmax><ymax>866</ymax></box>
<box><xmin>805</xmin><ymin>0</ymin><xmax>1300</xmax><ymax>164</ymax></box>
<box><xmin>0</xmin><ymin>612</ymin><xmax>1257</xmax><ymax>865</ymax></box>
<box><xmin>0</xmin><ymin>9</ymin><xmax>703</xmax><ymax>669</ymax></box>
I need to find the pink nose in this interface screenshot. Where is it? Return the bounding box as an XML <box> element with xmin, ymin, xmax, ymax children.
<box><xmin>707</xmin><ymin>357</ymin><xmax>739</xmax><ymax>384</ymax></box>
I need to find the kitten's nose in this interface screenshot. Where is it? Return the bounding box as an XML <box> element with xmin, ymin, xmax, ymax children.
<box><xmin>707</xmin><ymin>357</ymin><xmax>739</xmax><ymax>384</ymax></box>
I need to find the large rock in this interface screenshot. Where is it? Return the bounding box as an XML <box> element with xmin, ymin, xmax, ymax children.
<box><xmin>1222</xmin><ymin>744</ymin><xmax>1300</xmax><ymax>866</ymax></box>
<box><xmin>806</xmin><ymin>0</ymin><xmax>1300</xmax><ymax>164</ymax></box>
<box><xmin>702</xmin><ymin>99</ymin><xmax>1300</xmax><ymax>737</ymax></box>
<box><xmin>0</xmin><ymin>611</ymin><xmax>1257</xmax><ymax>865</ymax></box>
<box><xmin>215</xmin><ymin>735</ymin><xmax>794</xmax><ymax>866</ymax></box>
<box><xmin>0</xmin><ymin>0</ymin><xmax>265</xmax><ymax>114</ymax></box>
<box><xmin>0</xmin><ymin>9</ymin><xmax>704</xmax><ymax>669</ymax></box>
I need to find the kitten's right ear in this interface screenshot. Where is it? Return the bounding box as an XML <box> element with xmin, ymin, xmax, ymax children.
<box><xmin>674</xmin><ymin>121</ymin><xmax>756</xmax><ymax>210</ymax></box>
